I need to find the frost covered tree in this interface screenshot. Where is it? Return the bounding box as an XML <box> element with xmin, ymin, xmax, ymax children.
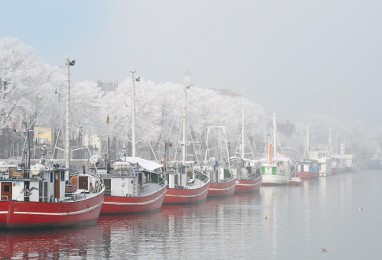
<box><xmin>1</xmin><ymin>37</ymin><xmax>377</xmax><ymax>163</ymax></box>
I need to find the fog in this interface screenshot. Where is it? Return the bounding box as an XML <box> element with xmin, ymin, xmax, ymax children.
<box><xmin>1</xmin><ymin>1</ymin><xmax>382</xmax><ymax>159</ymax></box>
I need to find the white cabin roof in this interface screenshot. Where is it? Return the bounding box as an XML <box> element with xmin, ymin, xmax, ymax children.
<box><xmin>120</xmin><ymin>157</ymin><xmax>162</xmax><ymax>171</ymax></box>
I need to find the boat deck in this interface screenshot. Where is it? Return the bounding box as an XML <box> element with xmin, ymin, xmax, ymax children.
<box><xmin>140</xmin><ymin>183</ymin><xmax>165</xmax><ymax>196</ymax></box>
<box><xmin>185</xmin><ymin>178</ymin><xmax>206</xmax><ymax>189</ymax></box>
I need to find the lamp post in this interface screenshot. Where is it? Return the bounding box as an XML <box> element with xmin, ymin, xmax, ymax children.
<box><xmin>65</xmin><ymin>58</ymin><xmax>75</xmax><ymax>180</ymax></box>
<box><xmin>182</xmin><ymin>71</ymin><xmax>192</xmax><ymax>164</ymax></box>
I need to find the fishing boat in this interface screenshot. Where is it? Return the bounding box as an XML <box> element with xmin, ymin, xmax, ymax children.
<box><xmin>0</xmin><ymin>148</ymin><xmax>104</xmax><ymax>230</ymax></box>
<box><xmin>308</xmin><ymin>147</ymin><xmax>332</xmax><ymax>177</ymax></box>
<box><xmin>331</xmin><ymin>143</ymin><xmax>354</xmax><ymax>173</ymax></box>
<box><xmin>94</xmin><ymin>72</ymin><xmax>166</xmax><ymax>214</ymax></box>
<box><xmin>92</xmin><ymin>155</ymin><xmax>167</xmax><ymax>215</ymax></box>
<box><xmin>162</xmin><ymin>74</ymin><xmax>209</xmax><ymax>204</ymax></box>
<box><xmin>295</xmin><ymin>123</ymin><xmax>319</xmax><ymax>179</ymax></box>
<box><xmin>260</xmin><ymin>113</ymin><xmax>291</xmax><ymax>185</ymax></box>
<box><xmin>203</xmin><ymin>159</ymin><xmax>236</xmax><ymax>197</ymax></box>
<box><xmin>231</xmin><ymin>108</ymin><xmax>262</xmax><ymax>193</ymax></box>
<box><xmin>202</xmin><ymin>126</ymin><xmax>236</xmax><ymax>197</ymax></box>
<box><xmin>294</xmin><ymin>159</ymin><xmax>319</xmax><ymax>179</ymax></box>
<box><xmin>205</xmin><ymin>162</ymin><xmax>236</xmax><ymax>197</ymax></box>
<box><xmin>163</xmin><ymin>161</ymin><xmax>210</xmax><ymax>204</ymax></box>
<box><xmin>230</xmin><ymin>158</ymin><xmax>261</xmax><ymax>192</ymax></box>
<box><xmin>0</xmin><ymin>58</ymin><xmax>104</xmax><ymax>230</ymax></box>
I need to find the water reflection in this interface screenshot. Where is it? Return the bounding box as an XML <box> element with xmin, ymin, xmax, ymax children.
<box><xmin>1</xmin><ymin>173</ymin><xmax>378</xmax><ymax>260</ymax></box>
<box><xmin>0</xmin><ymin>225</ymin><xmax>103</xmax><ymax>259</ymax></box>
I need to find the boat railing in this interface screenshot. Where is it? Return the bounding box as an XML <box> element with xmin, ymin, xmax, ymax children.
<box><xmin>1</xmin><ymin>195</ymin><xmax>9</xmax><ymax>201</ymax></box>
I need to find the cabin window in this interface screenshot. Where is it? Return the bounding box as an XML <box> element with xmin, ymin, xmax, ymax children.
<box><xmin>61</xmin><ymin>171</ymin><xmax>65</xmax><ymax>181</ymax></box>
<box><xmin>50</xmin><ymin>172</ymin><xmax>53</xmax><ymax>183</ymax></box>
<box><xmin>4</xmin><ymin>185</ymin><xmax>10</xmax><ymax>192</ymax></box>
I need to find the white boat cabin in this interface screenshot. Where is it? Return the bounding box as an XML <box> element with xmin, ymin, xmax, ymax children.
<box><xmin>202</xmin><ymin>159</ymin><xmax>227</xmax><ymax>183</ymax></box>
<box><xmin>95</xmin><ymin>157</ymin><xmax>166</xmax><ymax>197</ymax></box>
<box><xmin>0</xmin><ymin>162</ymin><xmax>66</xmax><ymax>202</ymax></box>
<box><xmin>230</xmin><ymin>157</ymin><xmax>257</xmax><ymax>179</ymax></box>
<box><xmin>0</xmin><ymin>161</ymin><xmax>100</xmax><ymax>202</ymax></box>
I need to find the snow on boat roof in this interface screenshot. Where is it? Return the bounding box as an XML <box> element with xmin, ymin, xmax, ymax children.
<box><xmin>120</xmin><ymin>157</ymin><xmax>163</xmax><ymax>171</ymax></box>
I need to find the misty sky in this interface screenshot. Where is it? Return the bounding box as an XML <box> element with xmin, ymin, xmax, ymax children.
<box><xmin>1</xmin><ymin>1</ymin><xmax>381</xmax><ymax>128</ymax></box>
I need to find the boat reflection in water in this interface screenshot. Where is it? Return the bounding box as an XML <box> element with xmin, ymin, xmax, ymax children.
<box><xmin>0</xmin><ymin>193</ymin><xmax>261</xmax><ymax>259</ymax></box>
<box><xmin>0</xmin><ymin>225</ymin><xmax>103</xmax><ymax>259</ymax></box>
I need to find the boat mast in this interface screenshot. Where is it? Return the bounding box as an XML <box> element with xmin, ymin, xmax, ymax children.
<box><xmin>182</xmin><ymin>72</ymin><xmax>191</xmax><ymax>164</ymax></box>
<box><xmin>273</xmin><ymin>112</ymin><xmax>277</xmax><ymax>158</ymax></box>
<box><xmin>131</xmin><ymin>71</ymin><xmax>137</xmax><ymax>157</ymax></box>
<box><xmin>65</xmin><ymin>58</ymin><xmax>75</xmax><ymax>179</ymax></box>
<box><xmin>241</xmin><ymin>107</ymin><xmax>245</xmax><ymax>159</ymax></box>
<box><xmin>305</xmin><ymin>122</ymin><xmax>310</xmax><ymax>158</ymax></box>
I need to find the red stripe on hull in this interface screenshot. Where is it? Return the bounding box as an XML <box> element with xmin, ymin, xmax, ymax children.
<box><xmin>163</xmin><ymin>182</ymin><xmax>209</xmax><ymax>205</ymax></box>
<box><xmin>295</xmin><ymin>171</ymin><xmax>318</xmax><ymax>179</ymax></box>
<box><xmin>101</xmin><ymin>186</ymin><xmax>167</xmax><ymax>215</ymax></box>
<box><xmin>0</xmin><ymin>191</ymin><xmax>104</xmax><ymax>230</ymax></box>
<box><xmin>208</xmin><ymin>177</ymin><xmax>236</xmax><ymax>197</ymax></box>
<box><xmin>234</xmin><ymin>176</ymin><xmax>262</xmax><ymax>193</ymax></box>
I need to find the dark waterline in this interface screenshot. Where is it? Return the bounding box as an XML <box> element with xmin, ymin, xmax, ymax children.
<box><xmin>1</xmin><ymin>170</ymin><xmax>381</xmax><ymax>259</ymax></box>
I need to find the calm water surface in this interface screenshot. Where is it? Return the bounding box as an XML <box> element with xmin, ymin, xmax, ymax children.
<box><xmin>1</xmin><ymin>170</ymin><xmax>381</xmax><ymax>259</ymax></box>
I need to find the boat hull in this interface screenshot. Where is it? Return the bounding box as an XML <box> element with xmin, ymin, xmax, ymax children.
<box><xmin>101</xmin><ymin>186</ymin><xmax>167</xmax><ymax>215</ymax></box>
<box><xmin>208</xmin><ymin>177</ymin><xmax>236</xmax><ymax>197</ymax></box>
<box><xmin>235</xmin><ymin>175</ymin><xmax>262</xmax><ymax>193</ymax></box>
<box><xmin>0</xmin><ymin>190</ymin><xmax>104</xmax><ymax>230</ymax></box>
<box><xmin>295</xmin><ymin>171</ymin><xmax>319</xmax><ymax>179</ymax></box>
<box><xmin>163</xmin><ymin>183</ymin><xmax>209</xmax><ymax>204</ymax></box>
<box><xmin>261</xmin><ymin>174</ymin><xmax>289</xmax><ymax>185</ymax></box>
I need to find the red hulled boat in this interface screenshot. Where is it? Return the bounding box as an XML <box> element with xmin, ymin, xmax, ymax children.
<box><xmin>163</xmin><ymin>163</ymin><xmax>210</xmax><ymax>204</ymax></box>
<box><xmin>230</xmin><ymin>158</ymin><xmax>262</xmax><ymax>193</ymax></box>
<box><xmin>208</xmin><ymin>178</ymin><xmax>236</xmax><ymax>197</ymax></box>
<box><xmin>294</xmin><ymin>159</ymin><xmax>319</xmax><ymax>179</ymax></box>
<box><xmin>203</xmin><ymin>159</ymin><xmax>236</xmax><ymax>197</ymax></box>
<box><xmin>231</xmin><ymin>108</ymin><xmax>262</xmax><ymax>193</ymax></box>
<box><xmin>235</xmin><ymin>176</ymin><xmax>262</xmax><ymax>193</ymax></box>
<box><xmin>93</xmin><ymin>156</ymin><xmax>167</xmax><ymax>215</ymax></box>
<box><xmin>0</xmin><ymin>160</ymin><xmax>104</xmax><ymax>230</ymax></box>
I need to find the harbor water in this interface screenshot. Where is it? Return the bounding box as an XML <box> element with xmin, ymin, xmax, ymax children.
<box><xmin>1</xmin><ymin>170</ymin><xmax>381</xmax><ymax>259</ymax></box>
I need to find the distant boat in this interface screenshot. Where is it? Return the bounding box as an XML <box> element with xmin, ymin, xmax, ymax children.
<box><xmin>230</xmin><ymin>158</ymin><xmax>262</xmax><ymax>192</ymax></box>
<box><xmin>369</xmin><ymin>153</ymin><xmax>382</xmax><ymax>170</ymax></box>
<box><xmin>330</xmin><ymin>137</ymin><xmax>354</xmax><ymax>173</ymax></box>
<box><xmin>203</xmin><ymin>159</ymin><xmax>236</xmax><ymax>197</ymax></box>
<box><xmin>308</xmin><ymin>147</ymin><xmax>332</xmax><ymax>177</ymax></box>
<box><xmin>295</xmin><ymin>123</ymin><xmax>319</xmax><ymax>179</ymax></box>
<box><xmin>203</xmin><ymin>126</ymin><xmax>236</xmax><ymax>197</ymax></box>
<box><xmin>260</xmin><ymin>113</ymin><xmax>291</xmax><ymax>185</ymax></box>
<box><xmin>162</xmin><ymin>75</ymin><xmax>209</xmax><ymax>204</ymax></box>
<box><xmin>231</xmin><ymin>107</ymin><xmax>262</xmax><ymax>192</ymax></box>
<box><xmin>163</xmin><ymin>161</ymin><xmax>210</xmax><ymax>204</ymax></box>
<box><xmin>91</xmin><ymin>156</ymin><xmax>167</xmax><ymax>215</ymax></box>
<box><xmin>295</xmin><ymin>159</ymin><xmax>319</xmax><ymax>179</ymax></box>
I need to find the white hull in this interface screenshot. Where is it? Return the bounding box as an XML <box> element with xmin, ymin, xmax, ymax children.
<box><xmin>262</xmin><ymin>174</ymin><xmax>289</xmax><ymax>185</ymax></box>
